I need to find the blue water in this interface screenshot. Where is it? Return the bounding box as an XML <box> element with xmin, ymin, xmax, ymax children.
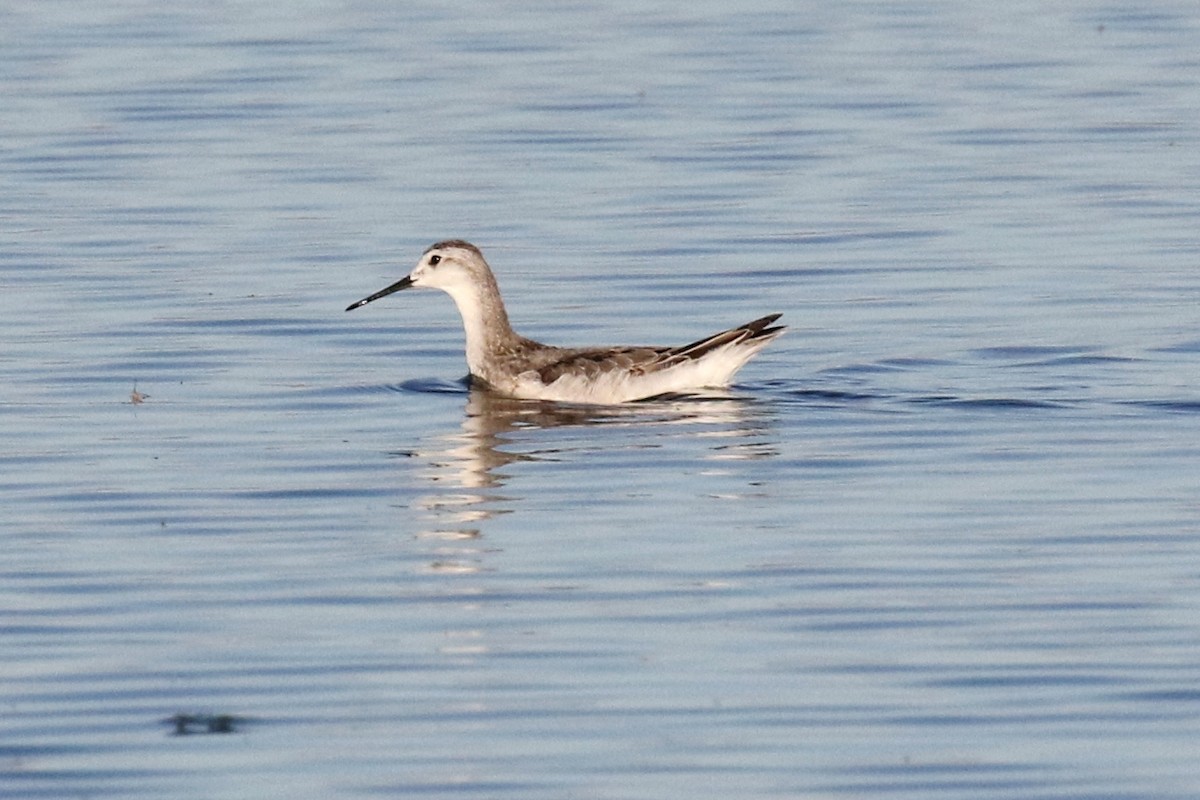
<box><xmin>4</xmin><ymin>2</ymin><xmax>1200</xmax><ymax>798</ymax></box>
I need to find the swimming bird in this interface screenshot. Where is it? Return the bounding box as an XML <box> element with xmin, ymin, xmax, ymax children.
<box><xmin>346</xmin><ymin>240</ymin><xmax>784</xmax><ymax>404</ymax></box>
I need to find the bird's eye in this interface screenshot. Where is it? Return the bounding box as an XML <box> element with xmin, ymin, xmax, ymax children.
<box><xmin>429</xmin><ymin>254</ymin><xmax>442</xmax><ymax>266</ymax></box>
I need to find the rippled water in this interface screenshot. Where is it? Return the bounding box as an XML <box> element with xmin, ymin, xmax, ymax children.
<box><xmin>4</xmin><ymin>2</ymin><xmax>1200</xmax><ymax>798</ymax></box>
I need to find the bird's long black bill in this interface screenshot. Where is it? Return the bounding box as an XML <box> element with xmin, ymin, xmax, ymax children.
<box><xmin>345</xmin><ymin>275</ymin><xmax>415</xmax><ymax>311</ymax></box>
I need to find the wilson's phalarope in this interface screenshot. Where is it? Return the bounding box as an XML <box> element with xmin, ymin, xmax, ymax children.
<box><xmin>346</xmin><ymin>240</ymin><xmax>785</xmax><ymax>404</ymax></box>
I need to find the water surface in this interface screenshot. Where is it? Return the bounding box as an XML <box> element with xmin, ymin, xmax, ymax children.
<box><xmin>3</xmin><ymin>2</ymin><xmax>1200</xmax><ymax>798</ymax></box>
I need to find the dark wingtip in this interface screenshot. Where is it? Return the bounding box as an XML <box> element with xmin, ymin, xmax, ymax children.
<box><xmin>742</xmin><ymin>314</ymin><xmax>786</xmax><ymax>340</ymax></box>
<box><xmin>745</xmin><ymin>313</ymin><xmax>783</xmax><ymax>330</ymax></box>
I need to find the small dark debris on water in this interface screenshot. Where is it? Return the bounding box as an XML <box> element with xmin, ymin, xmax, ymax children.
<box><xmin>166</xmin><ymin>713</ymin><xmax>243</xmax><ymax>736</ymax></box>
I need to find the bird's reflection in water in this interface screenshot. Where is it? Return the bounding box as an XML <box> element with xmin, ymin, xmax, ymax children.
<box><xmin>400</xmin><ymin>386</ymin><xmax>778</xmax><ymax>664</ymax></box>
<box><xmin>407</xmin><ymin>385</ymin><xmax>777</xmax><ymax>575</ymax></box>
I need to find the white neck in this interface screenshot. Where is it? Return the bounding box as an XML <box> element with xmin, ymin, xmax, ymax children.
<box><xmin>441</xmin><ymin>280</ymin><xmax>518</xmax><ymax>375</ymax></box>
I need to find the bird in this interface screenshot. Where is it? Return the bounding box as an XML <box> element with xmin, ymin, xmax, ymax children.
<box><xmin>346</xmin><ymin>240</ymin><xmax>784</xmax><ymax>404</ymax></box>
